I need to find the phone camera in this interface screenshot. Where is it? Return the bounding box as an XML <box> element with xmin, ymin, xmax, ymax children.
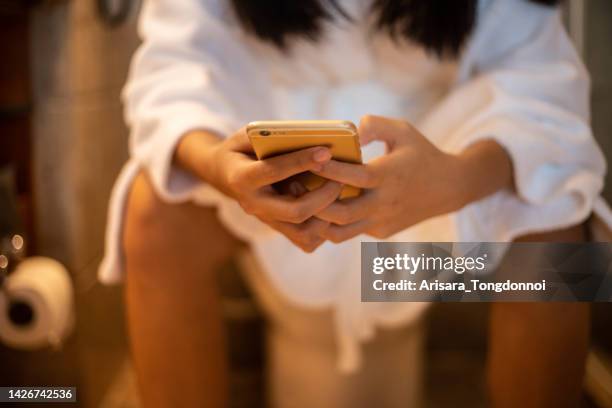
<box><xmin>260</xmin><ymin>130</ymin><xmax>271</xmax><ymax>136</ymax></box>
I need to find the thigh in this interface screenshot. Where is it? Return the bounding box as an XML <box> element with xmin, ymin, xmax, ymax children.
<box><xmin>123</xmin><ymin>170</ymin><xmax>244</xmax><ymax>276</ymax></box>
<box><xmin>123</xmin><ymin>171</ymin><xmax>244</xmax><ymax>408</ymax></box>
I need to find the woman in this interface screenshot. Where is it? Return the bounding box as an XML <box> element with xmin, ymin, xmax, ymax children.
<box><xmin>100</xmin><ymin>0</ymin><xmax>609</xmax><ymax>406</ymax></box>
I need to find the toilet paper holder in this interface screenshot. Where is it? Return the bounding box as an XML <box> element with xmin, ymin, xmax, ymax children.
<box><xmin>0</xmin><ymin>231</ymin><xmax>75</xmax><ymax>349</ymax></box>
<box><xmin>0</xmin><ymin>168</ymin><xmax>75</xmax><ymax>349</ymax></box>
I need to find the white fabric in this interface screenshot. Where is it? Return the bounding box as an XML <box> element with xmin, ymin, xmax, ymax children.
<box><xmin>99</xmin><ymin>0</ymin><xmax>612</xmax><ymax>372</ymax></box>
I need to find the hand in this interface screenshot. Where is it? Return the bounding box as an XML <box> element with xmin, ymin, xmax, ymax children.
<box><xmin>175</xmin><ymin>129</ymin><xmax>344</xmax><ymax>252</ymax></box>
<box><xmin>312</xmin><ymin>115</ymin><xmax>513</xmax><ymax>243</ymax></box>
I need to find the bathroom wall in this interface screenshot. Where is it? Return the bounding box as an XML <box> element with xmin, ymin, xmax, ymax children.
<box><xmin>584</xmin><ymin>0</ymin><xmax>612</xmax><ymax>374</ymax></box>
<box><xmin>585</xmin><ymin>0</ymin><xmax>612</xmax><ymax>202</ymax></box>
<box><xmin>28</xmin><ymin>0</ymin><xmax>140</xmax><ymax>405</ymax></box>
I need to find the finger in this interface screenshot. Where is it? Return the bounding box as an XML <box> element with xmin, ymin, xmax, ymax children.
<box><xmin>358</xmin><ymin>115</ymin><xmax>415</xmax><ymax>149</ymax></box>
<box><xmin>246</xmin><ymin>147</ymin><xmax>332</xmax><ymax>187</ymax></box>
<box><xmin>322</xmin><ymin>219</ymin><xmax>372</xmax><ymax>244</ymax></box>
<box><xmin>315</xmin><ymin>191</ymin><xmax>377</xmax><ymax>225</ymax></box>
<box><xmin>263</xmin><ymin>217</ymin><xmax>329</xmax><ymax>252</ymax></box>
<box><xmin>312</xmin><ymin>160</ymin><xmax>380</xmax><ymax>188</ymax></box>
<box><xmin>254</xmin><ymin>180</ymin><xmax>343</xmax><ymax>223</ymax></box>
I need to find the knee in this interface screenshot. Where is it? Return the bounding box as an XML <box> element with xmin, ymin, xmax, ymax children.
<box><xmin>123</xmin><ymin>171</ymin><xmax>239</xmax><ymax>267</ymax></box>
<box><xmin>123</xmin><ymin>171</ymin><xmax>175</xmax><ymax>253</ymax></box>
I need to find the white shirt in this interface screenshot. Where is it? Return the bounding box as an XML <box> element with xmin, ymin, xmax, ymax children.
<box><xmin>99</xmin><ymin>0</ymin><xmax>610</xmax><ymax>372</ymax></box>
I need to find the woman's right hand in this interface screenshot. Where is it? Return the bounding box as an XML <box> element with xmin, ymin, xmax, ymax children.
<box><xmin>175</xmin><ymin>128</ymin><xmax>343</xmax><ymax>252</ymax></box>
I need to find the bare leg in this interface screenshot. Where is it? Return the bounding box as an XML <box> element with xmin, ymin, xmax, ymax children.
<box><xmin>123</xmin><ymin>171</ymin><xmax>243</xmax><ymax>408</ymax></box>
<box><xmin>488</xmin><ymin>225</ymin><xmax>590</xmax><ymax>408</ymax></box>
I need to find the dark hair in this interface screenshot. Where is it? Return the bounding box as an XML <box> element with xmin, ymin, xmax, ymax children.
<box><xmin>230</xmin><ymin>0</ymin><xmax>561</xmax><ymax>58</ymax></box>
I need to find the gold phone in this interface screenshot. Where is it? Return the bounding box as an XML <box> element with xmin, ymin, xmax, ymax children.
<box><xmin>247</xmin><ymin>120</ymin><xmax>362</xmax><ymax>200</ymax></box>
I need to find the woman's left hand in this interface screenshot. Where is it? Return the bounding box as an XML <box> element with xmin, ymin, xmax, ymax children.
<box><xmin>313</xmin><ymin>115</ymin><xmax>512</xmax><ymax>242</ymax></box>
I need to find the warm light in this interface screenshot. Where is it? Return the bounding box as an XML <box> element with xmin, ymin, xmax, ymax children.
<box><xmin>11</xmin><ymin>235</ymin><xmax>24</xmax><ymax>251</ymax></box>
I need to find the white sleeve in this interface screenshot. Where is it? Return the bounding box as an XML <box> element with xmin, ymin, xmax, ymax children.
<box><xmin>418</xmin><ymin>0</ymin><xmax>606</xmax><ymax>241</ymax></box>
<box><xmin>123</xmin><ymin>0</ymin><xmax>273</xmax><ymax>202</ymax></box>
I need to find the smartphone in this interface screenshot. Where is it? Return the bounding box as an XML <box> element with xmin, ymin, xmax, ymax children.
<box><xmin>247</xmin><ymin>120</ymin><xmax>362</xmax><ymax>200</ymax></box>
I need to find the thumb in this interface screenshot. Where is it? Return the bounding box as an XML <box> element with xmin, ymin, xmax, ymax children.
<box><xmin>358</xmin><ymin>115</ymin><xmax>415</xmax><ymax>150</ymax></box>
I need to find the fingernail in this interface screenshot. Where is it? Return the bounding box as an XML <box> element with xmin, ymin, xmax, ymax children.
<box><xmin>313</xmin><ymin>148</ymin><xmax>332</xmax><ymax>163</ymax></box>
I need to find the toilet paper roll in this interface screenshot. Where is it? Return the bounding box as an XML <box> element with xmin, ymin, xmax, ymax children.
<box><xmin>0</xmin><ymin>257</ymin><xmax>74</xmax><ymax>350</ymax></box>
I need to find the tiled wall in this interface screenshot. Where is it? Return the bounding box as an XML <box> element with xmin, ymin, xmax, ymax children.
<box><xmin>29</xmin><ymin>1</ymin><xmax>141</xmax><ymax>406</ymax></box>
<box><xmin>31</xmin><ymin>0</ymin><xmax>138</xmax><ymax>280</ymax></box>
<box><xmin>585</xmin><ymin>0</ymin><xmax>612</xmax><ymax>202</ymax></box>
